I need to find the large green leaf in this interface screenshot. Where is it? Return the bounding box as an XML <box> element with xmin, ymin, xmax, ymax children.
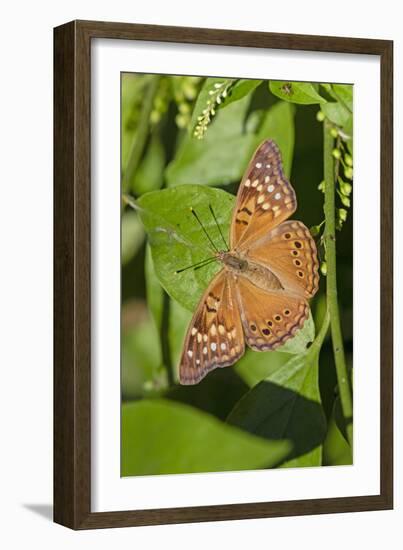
<box><xmin>269</xmin><ymin>81</ymin><xmax>326</xmax><ymax>105</ymax></box>
<box><xmin>122</xmin><ymin>398</ymin><xmax>291</xmax><ymax>476</ymax></box>
<box><xmin>138</xmin><ymin>185</ymin><xmax>234</xmax><ymax>311</ymax></box>
<box><xmin>256</xmin><ymin>101</ymin><xmax>295</xmax><ymax>177</ymax></box>
<box><xmin>227</xmin><ymin>319</ymin><xmax>328</xmax><ymax>468</ymax></box>
<box><xmin>166</xmin><ymin>95</ymin><xmax>256</xmax><ymax>187</ymax></box>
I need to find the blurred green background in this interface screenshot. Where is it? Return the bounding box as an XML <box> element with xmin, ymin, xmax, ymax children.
<box><xmin>121</xmin><ymin>74</ymin><xmax>353</xmax><ymax>476</ymax></box>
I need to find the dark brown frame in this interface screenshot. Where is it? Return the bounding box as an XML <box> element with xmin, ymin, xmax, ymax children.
<box><xmin>54</xmin><ymin>19</ymin><xmax>393</xmax><ymax>530</ymax></box>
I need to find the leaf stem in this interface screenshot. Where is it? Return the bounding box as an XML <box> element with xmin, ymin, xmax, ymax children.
<box><xmin>122</xmin><ymin>75</ymin><xmax>161</xmax><ymax>192</ymax></box>
<box><xmin>323</xmin><ymin>121</ymin><xmax>353</xmax><ymax>448</ymax></box>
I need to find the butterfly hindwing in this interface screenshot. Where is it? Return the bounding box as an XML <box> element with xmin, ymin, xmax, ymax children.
<box><xmin>247</xmin><ymin>220</ymin><xmax>319</xmax><ymax>299</ymax></box>
<box><xmin>179</xmin><ymin>270</ymin><xmax>245</xmax><ymax>385</ymax></box>
<box><xmin>234</xmin><ymin>275</ymin><xmax>310</xmax><ymax>351</ymax></box>
<box><xmin>230</xmin><ymin>140</ymin><xmax>297</xmax><ymax>249</ymax></box>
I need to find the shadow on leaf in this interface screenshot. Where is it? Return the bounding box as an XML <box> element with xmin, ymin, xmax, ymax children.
<box><xmin>227</xmin><ymin>380</ymin><xmax>327</xmax><ymax>466</ymax></box>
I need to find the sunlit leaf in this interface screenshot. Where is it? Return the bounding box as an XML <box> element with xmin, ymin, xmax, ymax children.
<box><xmin>122</xmin><ymin>398</ymin><xmax>291</xmax><ymax>475</ymax></box>
<box><xmin>269</xmin><ymin>81</ymin><xmax>327</xmax><ymax>105</ymax></box>
<box><xmin>321</xmin><ymin>102</ymin><xmax>351</xmax><ymax>128</ymax></box>
<box><xmin>138</xmin><ymin>185</ymin><xmax>234</xmax><ymax>311</ymax></box>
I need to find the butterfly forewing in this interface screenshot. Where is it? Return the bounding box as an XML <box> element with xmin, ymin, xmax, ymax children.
<box><xmin>230</xmin><ymin>140</ymin><xmax>297</xmax><ymax>249</ymax></box>
<box><xmin>179</xmin><ymin>270</ymin><xmax>245</xmax><ymax>385</ymax></box>
<box><xmin>247</xmin><ymin>220</ymin><xmax>320</xmax><ymax>299</ymax></box>
<box><xmin>234</xmin><ymin>275</ymin><xmax>310</xmax><ymax>351</ymax></box>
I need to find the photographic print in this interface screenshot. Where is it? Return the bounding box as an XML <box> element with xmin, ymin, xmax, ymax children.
<box><xmin>121</xmin><ymin>73</ymin><xmax>353</xmax><ymax>477</ymax></box>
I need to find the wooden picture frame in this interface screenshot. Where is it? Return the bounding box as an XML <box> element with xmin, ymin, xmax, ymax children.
<box><xmin>54</xmin><ymin>19</ymin><xmax>393</xmax><ymax>529</ymax></box>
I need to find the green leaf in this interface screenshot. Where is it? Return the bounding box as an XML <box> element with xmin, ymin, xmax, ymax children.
<box><xmin>121</xmin><ymin>210</ymin><xmax>145</xmax><ymax>265</ymax></box>
<box><xmin>122</xmin><ymin>398</ymin><xmax>291</xmax><ymax>476</ymax></box>
<box><xmin>257</xmin><ymin>101</ymin><xmax>295</xmax><ymax>177</ymax></box>
<box><xmin>235</xmin><ymin>349</ymin><xmax>292</xmax><ymax>388</ymax></box>
<box><xmin>138</xmin><ymin>185</ymin><xmax>234</xmax><ymax>311</ymax></box>
<box><xmin>223</xmin><ymin>79</ymin><xmax>263</xmax><ymax>108</ymax></box>
<box><xmin>269</xmin><ymin>81</ymin><xmax>327</xmax><ymax>105</ymax></box>
<box><xmin>321</xmin><ymin>102</ymin><xmax>351</xmax><ymax>128</ymax></box>
<box><xmin>132</xmin><ymin>132</ymin><xmax>165</xmax><ymax>196</ymax></box>
<box><xmin>332</xmin><ymin>84</ymin><xmax>353</xmax><ymax>112</ymax></box>
<box><xmin>166</xmin><ymin>95</ymin><xmax>256</xmax><ymax>187</ymax></box>
<box><xmin>227</xmin><ymin>332</ymin><xmax>327</xmax><ymax>468</ymax></box>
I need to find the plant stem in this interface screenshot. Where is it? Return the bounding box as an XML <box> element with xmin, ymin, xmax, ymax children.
<box><xmin>323</xmin><ymin>121</ymin><xmax>353</xmax><ymax>448</ymax></box>
<box><xmin>122</xmin><ymin>75</ymin><xmax>160</xmax><ymax>192</ymax></box>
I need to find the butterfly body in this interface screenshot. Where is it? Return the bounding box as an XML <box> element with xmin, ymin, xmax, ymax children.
<box><xmin>179</xmin><ymin>140</ymin><xmax>319</xmax><ymax>385</ymax></box>
<box><xmin>219</xmin><ymin>250</ymin><xmax>284</xmax><ymax>292</ymax></box>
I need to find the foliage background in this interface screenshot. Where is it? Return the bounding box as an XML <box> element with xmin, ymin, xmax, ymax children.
<box><xmin>121</xmin><ymin>74</ymin><xmax>353</xmax><ymax>476</ymax></box>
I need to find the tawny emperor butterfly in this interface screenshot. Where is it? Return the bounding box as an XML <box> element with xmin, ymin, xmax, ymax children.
<box><xmin>179</xmin><ymin>139</ymin><xmax>319</xmax><ymax>385</ymax></box>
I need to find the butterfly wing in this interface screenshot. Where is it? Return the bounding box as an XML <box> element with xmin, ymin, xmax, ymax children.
<box><xmin>246</xmin><ymin>220</ymin><xmax>320</xmax><ymax>299</ymax></box>
<box><xmin>179</xmin><ymin>270</ymin><xmax>245</xmax><ymax>385</ymax></box>
<box><xmin>230</xmin><ymin>140</ymin><xmax>297</xmax><ymax>249</ymax></box>
<box><xmin>234</xmin><ymin>275</ymin><xmax>310</xmax><ymax>351</ymax></box>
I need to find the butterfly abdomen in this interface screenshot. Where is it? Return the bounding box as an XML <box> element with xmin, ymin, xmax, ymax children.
<box><xmin>241</xmin><ymin>261</ymin><xmax>284</xmax><ymax>292</ymax></box>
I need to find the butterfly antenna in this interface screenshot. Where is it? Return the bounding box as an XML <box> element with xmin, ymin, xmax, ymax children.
<box><xmin>209</xmin><ymin>204</ymin><xmax>229</xmax><ymax>251</ymax></box>
<box><xmin>175</xmin><ymin>256</ymin><xmax>217</xmax><ymax>274</ymax></box>
<box><xmin>190</xmin><ymin>207</ymin><xmax>219</xmax><ymax>253</ymax></box>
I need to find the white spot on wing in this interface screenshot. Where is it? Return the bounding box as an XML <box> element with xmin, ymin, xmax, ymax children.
<box><xmin>274</xmin><ymin>192</ymin><xmax>281</xmax><ymax>200</ymax></box>
<box><xmin>220</xmin><ymin>343</ymin><xmax>226</xmax><ymax>351</ymax></box>
<box><xmin>255</xmin><ymin>162</ymin><xmax>262</xmax><ymax>168</ymax></box>
<box><xmin>203</xmin><ymin>347</ymin><xmax>208</xmax><ymax>355</ymax></box>
<box><xmin>211</xmin><ymin>343</ymin><xmax>217</xmax><ymax>351</ymax></box>
<box><xmin>268</xmin><ymin>184</ymin><xmax>275</xmax><ymax>193</ymax></box>
<box><xmin>187</xmin><ymin>350</ymin><xmax>193</xmax><ymax>358</ymax></box>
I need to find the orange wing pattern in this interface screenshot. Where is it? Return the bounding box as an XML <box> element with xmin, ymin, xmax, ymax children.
<box><xmin>230</xmin><ymin>140</ymin><xmax>297</xmax><ymax>249</ymax></box>
<box><xmin>179</xmin><ymin>270</ymin><xmax>245</xmax><ymax>385</ymax></box>
<box><xmin>234</xmin><ymin>275</ymin><xmax>310</xmax><ymax>351</ymax></box>
<box><xmin>247</xmin><ymin>220</ymin><xmax>320</xmax><ymax>299</ymax></box>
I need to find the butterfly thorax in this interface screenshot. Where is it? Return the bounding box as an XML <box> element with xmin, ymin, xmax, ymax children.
<box><xmin>218</xmin><ymin>250</ymin><xmax>284</xmax><ymax>292</ymax></box>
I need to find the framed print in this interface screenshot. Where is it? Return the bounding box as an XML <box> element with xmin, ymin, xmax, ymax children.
<box><xmin>54</xmin><ymin>20</ymin><xmax>393</xmax><ymax>529</ymax></box>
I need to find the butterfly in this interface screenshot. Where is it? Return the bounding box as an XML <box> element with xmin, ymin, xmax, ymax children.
<box><xmin>179</xmin><ymin>139</ymin><xmax>319</xmax><ymax>385</ymax></box>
